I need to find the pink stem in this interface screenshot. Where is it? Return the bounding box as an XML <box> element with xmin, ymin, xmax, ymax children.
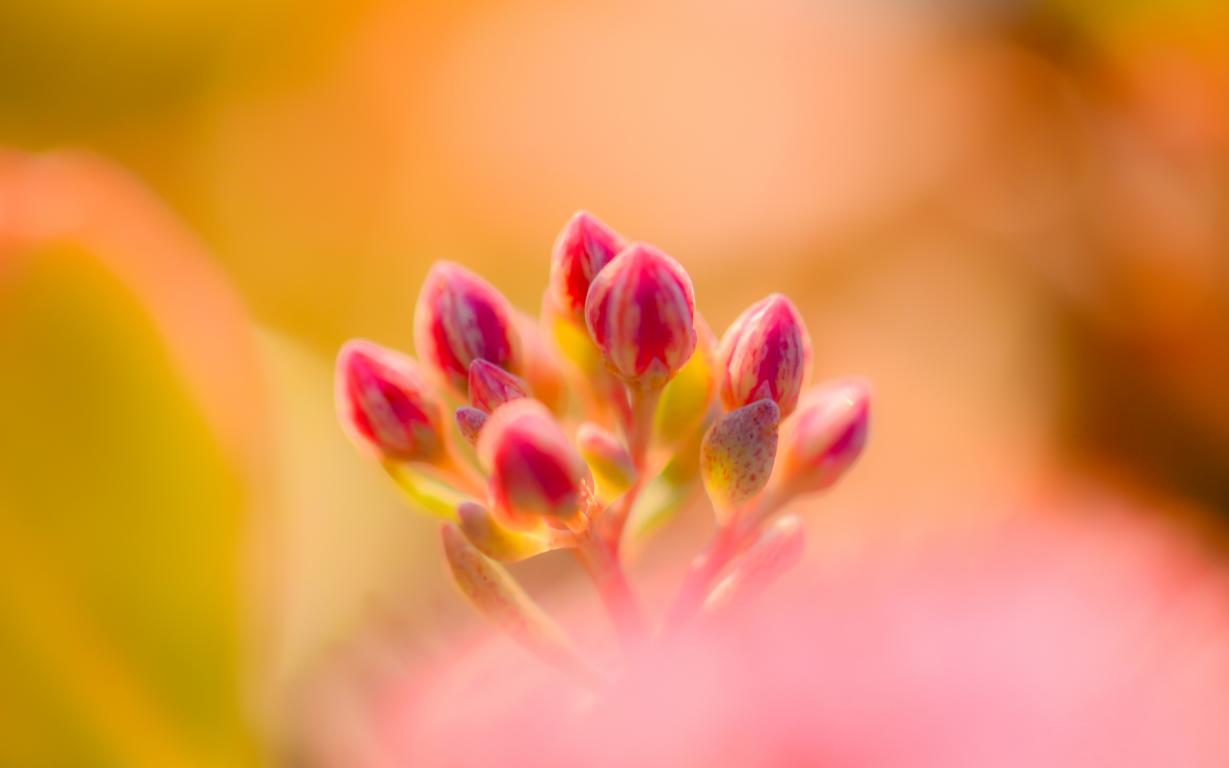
<box><xmin>603</xmin><ymin>384</ymin><xmax>660</xmax><ymax>555</ymax></box>
<box><xmin>665</xmin><ymin>521</ymin><xmax>743</xmax><ymax>630</ymax></box>
<box><xmin>622</xmin><ymin>384</ymin><xmax>659</xmax><ymax>470</ymax></box>
<box><xmin>574</xmin><ymin>531</ymin><xmax>646</xmax><ymax>652</ymax></box>
<box><xmin>666</xmin><ymin>487</ymin><xmax>790</xmax><ymax>629</ymax></box>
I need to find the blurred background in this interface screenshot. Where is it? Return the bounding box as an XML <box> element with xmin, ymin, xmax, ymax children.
<box><xmin>1</xmin><ymin>0</ymin><xmax>1227</xmax><ymax>764</ymax></box>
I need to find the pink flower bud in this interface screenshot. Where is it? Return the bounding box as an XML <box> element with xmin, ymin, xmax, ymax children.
<box><xmin>549</xmin><ymin>211</ymin><xmax>626</xmax><ymax>321</ymax></box>
<box><xmin>455</xmin><ymin>406</ymin><xmax>487</xmax><ymax>446</ymax></box>
<box><xmin>468</xmin><ymin>359</ymin><xmax>530</xmax><ymax>414</ymax></box>
<box><xmin>585</xmin><ymin>243</ymin><xmax>697</xmax><ymax>390</ymax></box>
<box><xmin>777</xmin><ymin>379</ymin><xmax>870</xmax><ymax>494</ymax></box>
<box><xmin>477</xmin><ymin>399</ymin><xmax>592</xmax><ymax>530</ymax></box>
<box><xmin>336</xmin><ymin>339</ymin><xmax>445</xmax><ymax>462</ymax></box>
<box><xmin>700</xmin><ymin>398</ymin><xmax>780</xmax><ymax>515</ymax></box>
<box><xmin>414</xmin><ymin>261</ymin><xmax>521</xmax><ymax>393</ymax></box>
<box><xmin>718</xmin><ymin>294</ymin><xmax>812</xmax><ymax>418</ymax></box>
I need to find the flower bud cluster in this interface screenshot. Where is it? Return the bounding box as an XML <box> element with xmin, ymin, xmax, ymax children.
<box><xmin>336</xmin><ymin>210</ymin><xmax>870</xmax><ymax>663</ymax></box>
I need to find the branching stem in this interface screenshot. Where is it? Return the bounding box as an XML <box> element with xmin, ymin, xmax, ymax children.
<box><xmin>666</xmin><ymin>487</ymin><xmax>792</xmax><ymax>629</ymax></box>
<box><xmin>574</xmin><ymin>528</ymin><xmax>646</xmax><ymax>652</ymax></box>
<box><xmin>603</xmin><ymin>384</ymin><xmax>661</xmax><ymax>555</ymax></box>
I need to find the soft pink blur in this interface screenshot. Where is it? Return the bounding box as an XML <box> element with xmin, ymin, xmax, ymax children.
<box><xmin>300</xmin><ymin>495</ymin><xmax>1229</xmax><ymax>767</ymax></box>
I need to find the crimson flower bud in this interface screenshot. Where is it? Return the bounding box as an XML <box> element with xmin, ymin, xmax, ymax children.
<box><xmin>455</xmin><ymin>406</ymin><xmax>488</xmax><ymax>446</ymax></box>
<box><xmin>776</xmin><ymin>379</ymin><xmax>870</xmax><ymax>494</ymax></box>
<box><xmin>414</xmin><ymin>261</ymin><xmax>521</xmax><ymax>393</ymax></box>
<box><xmin>476</xmin><ymin>399</ymin><xmax>592</xmax><ymax>531</ymax></box>
<box><xmin>549</xmin><ymin>211</ymin><xmax>626</xmax><ymax>321</ymax></box>
<box><xmin>584</xmin><ymin>243</ymin><xmax>697</xmax><ymax>390</ymax></box>
<box><xmin>718</xmin><ymin>294</ymin><xmax>812</xmax><ymax>418</ymax></box>
<box><xmin>336</xmin><ymin>339</ymin><xmax>445</xmax><ymax>462</ymax></box>
<box><xmin>468</xmin><ymin>359</ymin><xmax>530</xmax><ymax>414</ymax></box>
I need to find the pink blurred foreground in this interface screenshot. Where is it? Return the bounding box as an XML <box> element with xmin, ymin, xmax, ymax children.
<box><xmin>301</xmin><ymin>503</ymin><xmax>1229</xmax><ymax>767</ymax></box>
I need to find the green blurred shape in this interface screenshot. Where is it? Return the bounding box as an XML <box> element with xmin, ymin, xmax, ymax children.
<box><xmin>0</xmin><ymin>247</ymin><xmax>261</xmax><ymax>767</ymax></box>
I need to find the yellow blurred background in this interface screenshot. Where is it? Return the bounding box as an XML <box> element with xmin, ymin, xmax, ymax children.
<box><xmin>1</xmin><ymin>0</ymin><xmax>1227</xmax><ymax>764</ymax></box>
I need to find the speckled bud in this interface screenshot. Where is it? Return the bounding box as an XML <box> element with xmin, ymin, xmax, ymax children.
<box><xmin>700</xmin><ymin>398</ymin><xmax>780</xmax><ymax>516</ymax></box>
<box><xmin>477</xmin><ymin>399</ymin><xmax>592</xmax><ymax>530</ymax></box>
<box><xmin>776</xmin><ymin>379</ymin><xmax>870</xmax><ymax>494</ymax></box>
<box><xmin>584</xmin><ymin>243</ymin><xmax>697</xmax><ymax>390</ymax></box>
<box><xmin>718</xmin><ymin>294</ymin><xmax>812</xmax><ymax>418</ymax></box>
<box><xmin>414</xmin><ymin>261</ymin><xmax>521</xmax><ymax>393</ymax></box>
<box><xmin>336</xmin><ymin>339</ymin><xmax>445</xmax><ymax>462</ymax></box>
<box><xmin>549</xmin><ymin>211</ymin><xmax>625</xmax><ymax>321</ymax></box>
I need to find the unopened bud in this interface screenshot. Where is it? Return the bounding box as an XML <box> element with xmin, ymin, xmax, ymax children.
<box><xmin>468</xmin><ymin>359</ymin><xmax>530</xmax><ymax>413</ymax></box>
<box><xmin>585</xmin><ymin>243</ymin><xmax>697</xmax><ymax>390</ymax></box>
<box><xmin>576</xmin><ymin>422</ymin><xmax>637</xmax><ymax>499</ymax></box>
<box><xmin>414</xmin><ymin>261</ymin><xmax>521</xmax><ymax>393</ymax></box>
<box><xmin>336</xmin><ymin>339</ymin><xmax>445</xmax><ymax>462</ymax></box>
<box><xmin>700</xmin><ymin>399</ymin><xmax>780</xmax><ymax>516</ymax></box>
<box><xmin>477</xmin><ymin>399</ymin><xmax>593</xmax><ymax>530</ymax></box>
<box><xmin>718</xmin><ymin>294</ymin><xmax>812</xmax><ymax>418</ymax></box>
<box><xmin>776</xmin><ymin>379</ymin><xmax>870</xmax><ymax>494</ymax></box>
<box><xmin>457</xmin><ymin>501</ymin><xmax>551</xmax><ymax>562</ymax></box>
<box><xmin>455</xmin><ymin>406</ymin><xmax>487</xmax><ymax>446</ymax></box>
<box><xmin>549</xmin><ymin>211</ymin><xmax>625</xmax><ymax>321</ymax></box>
<box><xmin>440</xmin><ymin>523</ymin><xmax>599</xmax><ymax>686</ymax></box>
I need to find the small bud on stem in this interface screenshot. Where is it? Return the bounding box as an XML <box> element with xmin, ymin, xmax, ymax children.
<box><xmin>718</xmin><ymin>294</ymin><xmax>812</xmax><ymax>418</ymax></box>
<box><xmin>700</xmin><ymin>399</ymin><xmax>781</xmax><ymax>519</ymax></box>
<box><xmin>414</xmin><ymin>262</ymin><xmax>520</xmax><ymax>393</ymax></box>
<box><xmin>468</xmin><ymin>359</ymin><xmax>530</xmax><ymax>413</ymax></box>
<box><xmin>336</xmin><ymin>339</ymin><xmax>445</xmax><ymax>463</ymax></box>
<box><xmin>776</xmin><ymin>378</ymin><xmax>870</xmax><ymax>495</ymax></box>
<box><xmin>455</xmin><ymin>406</ymin><xmax>488</xmax><ymax>446</ymax></box>
<box><xmin>441</xmin><ymin>524</ymin><xmax>602</xmax><ymax>687</ymax></box>
<box><xmin>585</xmin><ymin>243</ymin><xmax>697</xmax><ymax>392</ymax></box>
<box><xmin>577</xmin><ymin>422</ymin><xmax>637</xmax><ymax>500</ymax></box>
<box><xmin>550</xmin><ymin>211</ymin><xmax>625</xmax><ymax>322</ymax></box>
<box><xmin>477</xmin><ymin>400</ymin><xmax>593</xmax><ymax>531</ymax></box>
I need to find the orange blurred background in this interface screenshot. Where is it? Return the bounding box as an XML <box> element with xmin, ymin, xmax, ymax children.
<box><xmin>1</xmin><ymin>0</ymin><xmax>1227</xmax><ymax>764</ymax></box>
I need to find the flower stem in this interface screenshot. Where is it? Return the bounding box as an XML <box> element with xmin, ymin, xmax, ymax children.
<box><xmin>441</xmin><ymin>441</ymin><xmax>488</xmax><ymax>498</ymax></box>
<box><xmin>383</xmin><ymin>461</ymin><xmax>461</xmax><ymax>519</ymax></box>
<box><xmin>665</xmin><ymin>487</ymin><xmax>793</xmax><ymax>629</ymax></box>
<box><xmin>665</xmin><ymin>520</ymin><xmax>743</xmax><ymax>630</ymax></box>
<box><xmin>602</xmin><ymin>384</ymin><xmax>660</xmax><ymax>555</ymax></box>
<box><xmin>574</xmin><ymin>530</ymin><xmax>646</xmax><ymax>653</ymax></box>
<box><xmin>622</xmin><ymin>383</ymin><xmax>660</xmax><ymax>470</ymax></box>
